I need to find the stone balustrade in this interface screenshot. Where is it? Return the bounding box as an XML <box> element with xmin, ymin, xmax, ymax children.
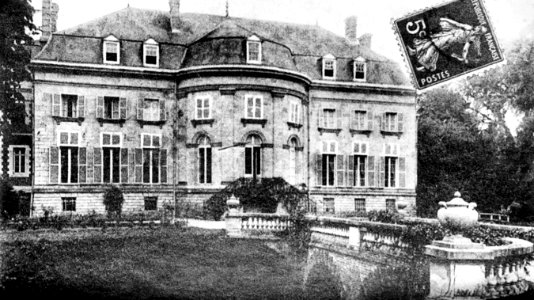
<box><xmin>225</xmin><ymin>212</ymin><xmax>290</xmax><ymax>239</ymax></box>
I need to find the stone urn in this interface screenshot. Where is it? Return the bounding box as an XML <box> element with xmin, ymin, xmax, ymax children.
<box><xmin>226</xmin><ymin>194</ymin><xmax>240</xmax><ymax>214</ymax></box>
<box><xmin>437</xmin><ymin>191</ymin><xmax>478</xmax><ymax>233</ymax></box>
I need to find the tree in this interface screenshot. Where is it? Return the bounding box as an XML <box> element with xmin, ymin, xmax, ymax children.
<box><xmin>103</xmin><ymin>185</ymin><xmax>124</xmax><ymax>218</ymax></box>
<box><xmin>0</xmin><ymin>179</ymin><xmax>20</xmax><ymax>219</ymax></box>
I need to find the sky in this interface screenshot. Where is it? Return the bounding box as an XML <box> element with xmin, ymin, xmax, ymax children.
<box><xmin>31</xmin><ymin>0</ymin><xmax>534</xmax><ymax>65</ymax></box>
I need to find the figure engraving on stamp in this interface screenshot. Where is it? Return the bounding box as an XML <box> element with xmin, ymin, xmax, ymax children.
<box><xmin>407</xmin><ymin>18</ymin><xmax>488</xmax><ymax>72</ymax></box>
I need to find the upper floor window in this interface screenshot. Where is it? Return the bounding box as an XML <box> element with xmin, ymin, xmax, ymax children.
<box><xmin>381</xmin><ymin>112</ymin><xmax>404</xmax><ymax>133</ymax></box>
<box><xmin>245</xmin><ymin>95</ymin><xmax>263</xmax><ymax>119</ymax></box>
<box><xmin>196</xmin><ymin>96</ymin><xmax>211</xmax><ymax>120</ymax></box>
<box><xmin>323</xmin><ymin>109</ymin><xmax>336</xmax><ymax>128</ymax></box>
<box><xmin>8</xmin><ymin>145</ymin><xmax>30</xmax><ymax>177</ymax></box>
<box><xmin>353</xmin><ymin>57</ymin><xmax>366</xmax><ymax>81</ymax></box>
<box><xmin>96</xmin><ymin>96</ymin><xmax>126</xmax><ymax>120</ymax></box>
<box><xmin>322</xmin><ymin>54</ymin><xmax>336</xmax><ymax>79</ymax></box>
<box><xmin>289</xmin><ymin>102</ymin><xmax>301</xmax><ymax>124</ymax></box>
<box><xmin>143</xmin><ymin>39</ymin><xmax>159</xmax><ymax>67</ymax></box>
<box><xmin>246</xmin><ymin>35</ymin><xmax>262</xmax><ymax>64</ymax></box>
<box><xmin>50</xmin><ymin>94</ymin><xmax>85</xmax><ymax>119</ymax></box>
<box><xmin>61</xmin><ymin>94</ymin><xmax>77</xmax><ymax>118</ymax></box>
<box><xmin>144</xmin><ymin>99</ymin><xmax>160</xmax><ymax>121</ymax></box>
<box><xmin>142</xmin><ymin>133</ymin><xmax>161</xmax><ymax>148</ymax></box>
<box><xmin>103</xmin><ymin>35</ymin><xmax>120</xmax><ymax>64</ymax></box>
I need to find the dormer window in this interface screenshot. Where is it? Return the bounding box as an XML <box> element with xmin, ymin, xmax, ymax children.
<box><xmin>354</xmin><ymin>57</ymin><xmax>366</xmax><ymax>81</ymax></box>
<box><xmin>103</xmin><ymin>35</ymin><xmax>120</xmax><ymax>64</ymax></box>
<box><xmin>246</xmin><ymin>35</ymin><xmax>262</xmax><ymax>64</ymax></box>
<box><xmin>322</xmin><ymin>54</ymin><xmax>336</xmax><ymax>79</ymax></box>
<box><xmin>143</xmin><ymin>39</ymin><xmax>159</xmax><ymax>67</ymax></box>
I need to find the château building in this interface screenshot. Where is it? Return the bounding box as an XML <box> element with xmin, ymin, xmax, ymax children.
<box><xmin>29</xmin><ymin>0</ymin><xmax>417</xmax><ymax>216</ymax></box>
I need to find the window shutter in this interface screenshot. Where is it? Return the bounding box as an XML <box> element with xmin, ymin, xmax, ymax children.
<box><xmin>160</xmin><ymin>100</ymin><xmax>166</xmax><ymax>121</ymax></box>
<box><xmin>78</xmin><ymin>96</ymin><xmax>85</xmax><ymax>118</ymax></box>
<box><xmin>380</xmin><ymin>113</ymin><xmax>386</xmax><ymax>131</ymax></box>
<box><xmin>336</xmin><ymin>155</ymin><xmax>345</xmax><ymax>186</ymax></box>
<box><xmin>316</xmin><ymin>153</ymin><xmax>323</xmax><ymax>186</ymax></box>
<box><xmin>398</xmin><ymin>113</ymin><xmax>404</xmax><ymax>132</ymax></box>
<box><xmin>49</xmin><ymin>146</ymin><xmax>59</xmax><ymax>183</ymax></box>
<box><xmin>336</xmin><ymin>109</ymin><xmax>342</xmax><ymax>129</ymax></box>
<box><xmin>137</xmin><ymin>99</ymin><xmax>144</xmax><ymax>120</ymax></box>
<box><xmin>120</xmin><ymin>148</ymin><xmax>128</xmax><ymax>183</ymax></box>
<box><xmin>399</xmin><ymin>157</ymin><xmax>406</xmax><ymax>188</ymax></box>
<box><xmin>97</xmin><ymin>97</ymin><xmax>104</xmax><ymax>118</ymax></box>
<box><xmin>128</xmin><ymin>149</ymin><xmax>135</xmax><ymax>183</ymax></box>
<box><xmin>78</xmin><ymin>147</ymin><xmax>87</xmax><ymax>183</ymax></box>
<box><xmin>318</xmin><ymin>108</ymin><xmax>324</xmax><ymax>128</ymax></box>
<box><xmin>86</xmin><ymin>147</ymin><xmax>94</xmax><ymax>183</ymax></box>
<box><xmin>160</xmin><ymin>149</ymin><xmax>167</xmax><ymax>183</ymax></box>
<box><xmin>367</xmin><ymin>111</ymin><xmax>373</xmax><ymax>130</ymax></box>
<box><xmin>295</xmin><ymin>152</ymin><xmax>300</xmax><ymax>183</ymax></box>
<box><xmin>94</xmin><ymin>147</ymin><xmax>102</xmax><ymax>183</ymax></box>
<box><xmin>119</xmin><ymin>97</ymin><xmax>127</xmax><ymax>119</ymax></box>
<box><xmin>44</xmin><ymin>93</ymin><xmax>52</xmax><ymax>114</ymax></box>
<box><xmin>135</xmin><ymin>148</ymin><xmax>143</xmax><ymax>183</ymax></box>
<box><xmin>367</xmin><ymin>156</ymin><xmax>375</xmax><ymax>187</ymax></box>
<box><xmin>347</xmin><ymin>155</ymin><xmax>354</xmax><ymax>187</ymax></box>
<box><xmin>52</xmin><ymin>94</ymin><xmax>61</xmax><ymax>116</ymax></box>
<box><xmin>379</xmin><ymin>156</ymin><xmax>385</xmax><ymax>187</ymax></box>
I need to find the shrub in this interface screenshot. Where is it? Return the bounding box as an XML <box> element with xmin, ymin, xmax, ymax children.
<box><xmin>367</xmin><ymin>210</ymin><xmax>403</xmax><ymax>223</ymax></box>
<box><xmin>0</xmin><ymin>179</ymin><xmax>20</xmax><ymax>219</ymax></box>
<box><xmin>103</xmin><ymin>185</ymin><xmax>124</xmax><ymax>218</ymax></box>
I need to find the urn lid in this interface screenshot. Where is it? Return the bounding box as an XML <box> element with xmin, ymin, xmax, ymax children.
<box><xmin>447</xmin><ymin>191</ymin><xmax>469</xmax><ymax>207</ymax></box>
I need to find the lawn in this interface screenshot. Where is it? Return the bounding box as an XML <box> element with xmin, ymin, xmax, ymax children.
<box><xmin>0</xmin><ymin>227</ymin><xmax>307</xmax><ymax>299</ymax></box>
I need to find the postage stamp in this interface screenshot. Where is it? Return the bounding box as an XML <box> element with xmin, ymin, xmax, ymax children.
<box><xmin>393</xmin><ymin>0</ymin><xmax>504</xmax><ymax>90</ymax></box>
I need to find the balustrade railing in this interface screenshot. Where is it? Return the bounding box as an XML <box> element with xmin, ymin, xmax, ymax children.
<box><xmin>225</xmin><ymin>212</ymin><xmax>290</xmax><ymax>238</ymax></box>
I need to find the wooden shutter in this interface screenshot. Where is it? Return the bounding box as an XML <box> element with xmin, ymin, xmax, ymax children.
<box><xmin>120</xmin><ymin>148</ymin><xmax>128</xmax><ymax>183</ymax></box>
<box><xmin>119</xmin><ymin>97</ymin><xmax>127</xmax><ymax>119</ymax></box>
<box><xmin>160</xmin><ymin>100</ymin><xmax>166</xmax><ymax>121</ymax></box>
<box><xmin>97</xmin><ymin>97</ymin><xmax>104</xmax><ymax>118</ymax></box>
<box><xmin>78</xmin><ymin>147</ymin><xmax>87</xmax><ymax>183</ymax></box>
<box><xmin>316</xmin><ymin>153</ymin><xmax>323</xmax><ymax>186</ymax></box>
<box><xmin>160</xmin><ymin>149</ymin><xmax>167</xmax><ymax>183</ymax></box>
<box><xmin>52</xmin><ymin>94</ymin><xmax>61</xmax><ymax>116</ymax></box>
<box><xmin>367</xmin><ymin>156</ymin><xmax>375</xmax><ymax>187</ymax></box>
<box><xmin>78</xmin><ymin>96</ymin><xmax>85</xmax><ymax>118</ymax></box>
<box><xmin>128</xmin><ymin>149</ymin><xmax>135</xmax><ymax>183</ymax></box>
<box><xmin>94</xmin><ymin>147</ymin><xmax>102</xmax><ymax>183</ymax></box>
<box><xmin>44</xmin><ymin>93</ymin><xmax>52</xmax><ymax>114</ymax></box>
<box><xmin>336</xmin><ymin>109</ymin><xmax>342</xmax><ymax>129</ymax></box>
<box><xmin>379</xmin><ymin>156</ymin><xmax>385</xmax><ymax>187</ymax></box>
<box><xmin>137</xmin><ymin>99</ymin><xmax>144</xmax><ymax>120</ymax></box>
<box><xmin>318</xmin><ymin>108</ymin><xmax>324</xmax><ymax>128</ymax></box>
<box><xmin>367</xmin><ymin>111</ymin><xmax>373</xmax><ymax>130</ymax></box>
<box><xmin>135</xmin><ymin>148</ymin><xmax>143</xmax><ymax>183</ymax></box>
<box><xmin>336</xmin><ymin>155</ymin><xmax>345</xmax><ymax>186</ymax></box>
<box><xmin>380</xmin><ymin>113</ymin><xmax>386</xmax><ymax>131</ymax></box>
<box><xmin>397</xmin><ymin>113</ymin><xmax>404</xmax><ymax>132</ymax></box>
<box><xmin>347</xmin><ymin>155</ymin><xmax>354</xmax><ymax>187</ymax></box>
<box><xmin>49</xmin><ymin>146</ymin><xmax>59</xmax><ymax>183</ymax></box>
<box><xmin>399</xmin><ymin>157</ymin><xmax>406</xmax><ymax>188</ymax></box>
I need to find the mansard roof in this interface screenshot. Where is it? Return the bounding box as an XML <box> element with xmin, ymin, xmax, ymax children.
<box><xmin>34</xmin><ymin>6</ymin><xmax>408</xmax><ymax>86</ymax></box>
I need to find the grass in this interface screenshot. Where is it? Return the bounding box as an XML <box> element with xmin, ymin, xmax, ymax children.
<box><xmin>0</xmin><ymin>227</ymin><xmax>306</xmax><ymax>299</ymax></box>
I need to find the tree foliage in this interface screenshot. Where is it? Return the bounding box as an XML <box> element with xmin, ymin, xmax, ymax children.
<box><xmin>0</xmin><ymin>179</ymin><xmax>20</xmax><ymax>219</ymax></box>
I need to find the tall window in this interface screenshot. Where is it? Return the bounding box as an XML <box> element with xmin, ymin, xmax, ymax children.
<box><xmin>289</xmin><ymin>102</ymin><xmax>300</xmax><ymax>124</ymax></box>
<box><xmin>355</xmin><ymin>199</ymin><xmax>366</xmax><ymax>213</ymax></box>
<box><xmin>353</xmin><ymin>57</ymin><xmax>366</xmax><ymax>81</ymax></box>
<box><xmin>289</xmin><ymin>138</ymin><xmax>298</xmax><ymax>184</ymax></box>
<box><xmin>143</xmin><ymin>39</ymin><xmax>159</xmax><ymax>67</ymax></box>
<box><xmin>384</xmin><ymin>112</ymin><xmax>398</xmax><ymax>132</ymax></box>
<box><xmin>322</xmin><ymin>54</ymin><xmax>336</xmax><ymax>79</ymax></box>
<box><xmin>196</xmin><ymin>97</ymin><xmax>211</xmax><ymax>119</ymax></box>
<box><xmin>62</xmin><ymin>197</ymin><xmax>76</xmax><ymax>212</ymax></box>
<box><xmin>61</xmin><ymin>94</ymin><xmax>77</xmax><ymax>118</ymax></box>
<box><xmin>353</xmin><ymin>111</ymin><xmax>366</xmax><ymax>130</ymax></box>
<box><xmin>58</xmin><ymin>132</ymin><xmax>79</xmax><ymax>183</ymax></box>
<box><xmin>353</xmin><ymin>142</ymin><xmax>367</xmax><ymax>187</ymax></box>
<box><xmin>323</xmin><ymin>109</ymin><xmax>336</xmax><ymax>129</ymax></box>
<box><xmin>103</xmin><ymin>35</ymin><xmax>120</xmax><ymax>64</ymax></box>
<box><xmin>104</xmin><ymin>97</ymin><xmax>120</xmax><ymax>119</ymax></box>
<box><xmin>245</xmin><ymin>135</ymin><xmax>262</xmax><ymax>177</ymax></box>
<box><xmin>198</xmin><ymin>136</ymin><xmax>212</xmax><ymax>184</ymax></box>
<box><xmin>142</xmin><ymin>134</ymin><xmax>161</xmax><ymax>183</ymax></box>
<box><xmin>324</xmin><ymin>198</ymin><xmax>335</xmax><ymax>213</ymax></box>
<box><xmin>386</xmin><ymin>199</ymin><xmax>397</xmax><ymax>211</ymax></box>
<box><xmin>143</xmin><ymin>99</ymin><xmax>160</xmax><ymax>121</ymax></box>
<box><xmin>9</xmin><ymin>145</ymin><xmax>30</xmax><ymax>177</ymax></box>
<box><xmin>321</xmin><ymin>141</ymin><xmax>336</xmax><ymax>186</ymax></box>
<box><xmin>246</xmin><ymin>35</ymin><xmax>262</xmax><ymax>63</ymax></box>
<box><xmin>245</xmin><ymin>95</ymin><xmax>262</xmax><ymax>119</ymax></box>
<box><xmin>385</xmin><ymin>157</ymin><xmax>397</xmax><ymax>188</ymax></box>
<box><xmin>102</xmin><ymin>133</ymin><xmax>121</xmax><ymax>183</ymax></box>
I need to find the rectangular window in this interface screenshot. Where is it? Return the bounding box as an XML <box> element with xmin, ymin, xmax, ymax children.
<box><xmin>144</xmin><ymin>44</ymin><xmax>158</xmax><ymax>66</ymax></box>
<box><xmin>289</xmin><ymin>102</ymin><xmax>300</xmax><ymax>124</ymax></box>
<box><xmin>385</xmin><ymin>112</ymin><xmax>398</xmax><ymax>132</ymax></box>
<box><xmin>62</xmin><ymin>197</ymin><xmax>76</xmax><ymax>212</ymax></box>
<box><xmin>355</xmin><ymin>198</ymin><xmax>366</xmax><ymax>212</ymax></box>
<box><xmin>247</xmin><ymin>41</ymin><xmax>261</xmax><ymax>63</ymax></box>
<box><xmin>199</xmin><ymin>147</ymin><xmax>212</xmax><ymax>184</ymax></box>
<box><xmin>60</xmin><ymin>147</ymin><xmax>79</xmax><ymax>183</ymax></box>
<box><xmin>324</xmin><ymin>198</ymin><xmax>335</xmax><ymax>213</ymax></box>
<box><xmin>245</xmin><ymin>147</ymin><xmax>261</xmax><ymax>176</ymax></box>
<box><xmin>353</xmin><ymin>111</ymin><xmax>366</xmax><ymax>130</ymax></box>
<box><xmin>104</xmin><ymin>97</ymin><xmax>120</xmax><ymax>119</ymax></box>
<box><xmin>143</xmin><ymin>149</ymin><xmax>160</xmax><ymax>183</ymax></box>
<box><xmin>13</xmin><ymin>147</ymin><xmax>26</xmax><ymax>174</ymax></box>
<box><xmin>196</xmin><ymin>97</ymin><xmax>211</xmax><ymax>119</ymax></box>
<box><xmin>144</xmin><ymin>197</ymin><xmax>158</xmax><ymax>211</ymax></box>
<box><xmin>101</xmin><ymin>133</ymin><xmax>122</xmax><ymax>183</ymax></box>
<box><xmin>354</xmin><ymin>61</ymin><xmax>366</xmax><ymax>80</ymax></box>
<box><xmin>323</xmin><ymin>109</ymin><xmax>335</xmax><ymax>128</ymax></box>
<box><xmin>143</xmin><ymin>99</ymin><xmax>160</xmax><ymax>121</ymax></box>
<box><xmin>61</xmin><ymin>94</ymin><xmax>77</xmax><ymax>118</ymax></box>
<box><xmin>386</xmin><ymin>199</ymin><xmax>397</xmax><ymax>212</ymax></box>
<box><xmin>245</xmin><ymin>96</ymin><xmax>262</xmax><ymax>119</ymax></box>
<box><xmin>323</xmin><ymin>59</ymin><xmax>335</xmax><ymax>78</ymax></box>
<box><xmin>104</xmin><ymin>41</ymin><xmax>119</xmax><ymax>63</ymax></box>
<box><xmin>322</xmin><ymin>154</ymin><xmax>336</xmax><ymax>186</ymax></box>
<box><xmin>385</xmin><ymin>157</ymin><xmax>397</xmax><ymax>188</ymax></box>
<box><xmin>354</xmin><ymin>155</ymin><xmax>367</xmax><ymax>186</ymax></box>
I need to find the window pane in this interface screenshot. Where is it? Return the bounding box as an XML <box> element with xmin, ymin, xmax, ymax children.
<box><xmin>60</xmin><ymin>148</ymin><xmax>69</xmax><ymax>183</ymax></box>
<box><xmin>152</xmin><ymin>150</ymin><xmax>159</xmax><ymax>183</ymax></box>
<box><xmin>112</xmin><ymin>148</ymin><xmax>120</xmax><ymax>183</ymax></box>
<box><xmin>245</xmin><ymin>147</ymin><xmax>252</xmax><ymax>175</ymax></box>
<box><xmin>328</xmin><ymin>155</ymin><xmax>335</xmax><ymax>186</ymax></box>
<box><xmin>112</xmin><ymin>99</ymin><xmax>119</xmax><ymax>119</ymax></box>
<box><xmin>199</xmin><ymin>148</ymin><xmax>205</xmax><ymax>183</ymax></box>
<box><xmin>70</xmin><ymin>148</ymin><xmax>78</xmax><ymax>183</ymax></box>
<box><xmin>253</xmin><ymin>147</ymin><xmax>261</xmax><ymax>175</ymax></box>
<box><xmin>143</xmin><ymin>149</ymin><xmax>150</xmax><ymax>183</ymax></box>
<box><xmin>206</xmin><ymin>148</ymin><xmax>212</xmax><ymax>184</ymax></box>
<box><xmin>103</xmin><ymin>148</ymin><xmax>111</xmax><ymax>183</ymax></box>
<box><xmin>153</xmin><ymin>136</ymin><xmax>160</xmax><ymax>147</ymax></box>
<box><xmin>60</xmin><ymin>132</ymin><xmax>69</xmax><ymax>145</ymax></box>
<box><xmin>112</xmin><ymin>134</ymin><xmax>120</xmax><ymax>146</ymax></box>
<box><xmin>143</xmin><ymin>135</ymin><xmax>151</xmax><ymax>147</ymax></box>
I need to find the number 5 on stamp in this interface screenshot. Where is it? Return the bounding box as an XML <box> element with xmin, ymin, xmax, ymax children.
<box><xmin>393</xmin><ymin>0</ymin><xmax>504</xmax><ymax>90</ymax></box>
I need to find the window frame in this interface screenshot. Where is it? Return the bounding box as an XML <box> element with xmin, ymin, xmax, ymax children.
<box><xmin>353</xmin><ymin>142</ymin><xmax>368</xmax><ymax>187</ymax></box>
<box><xmin>386</xmin><ymin>199</ymin><xmax>397</xmax><ymax>212</ymax></box>
<box><xmin>322</xmin><ymin>54</ymin><xmax>336</xmax><ymax>80</ymax></box>
<box><xmin>195</xmin><ymin>96</ymin><xmax>212</xmax><ymax>120</ymax></box>
<box><xmin>57</xmin><ymin>131</ymin><xmax>80</xmax><ymax>184</ymax></box>
<box><xmin>141</xmin><ymin>133</ymin><xmax>162</xmax><ymax>149</ymax></box>
<box><xmin>324</xmin><ymin>197</ymin><xmax>335</xmax><ymax>214</ymax></box>
<box><xmin>62</xmin><ymin>197</ymin><xmax>76</xmax><ymax>212</ymax></box>
<box><xmin>143</xmin><ymin>39</ymin><xmax>159</xmax><ymax>67</ymax></box>
<box><xmin>61</xmin><ymin>94</ymin><xmax>78</xmax><ymax>118</ymax></box>
<box><xmin>143</xmin><ymin>98</ymin><xmax>160</xmax><ymax>121</ymax></box>
<box><xmin>246</xmin><ymin>35</ymin><xmax>262</xmax><ymax>64</ymax></box>
<box><xmin>103</xmin><ymin>35</ymin><xmax>120</xmax><ymax>64</ymax></box>
<box><xmin>244</xmin><ymin>135</ymin><xmax>262</xmax><ymax>177</ymax></box>
<box><xmin>101</xmin><ymin>133</ymin><xmax>122</xmax><ymax>184</ymax></box>
<box><xmin>385</xmin><ymin>112</ymin><xmax>398</xmax><ymax>132</ymax></box>
<box><xmin>354</xmin><ymin>198</ymin><xmax>366</xmax><ymax>213</ymax></box>
<box><xmin>353</xmin><ymin>110</ymin><xmax>367</xmax><ymax>130</ymax></box>
<box><xmin>384</xmin><ymin>144</ymin><xmax>399</xmax><ymax>188</ymax></box>
<box><xmin>244</xmin><ymin>95</ymin><xmax>263</xmax><ymax>119</ymax></box>
<box><xmin>321</xmin><ymin>141</ymin><xmax>337</xmax><ymax>186</ymax></box>
<box><xmin>353</xmin><ymin>57</ymin><xmax>367</xmax><ymax>81</ymax></box>
<box><xmin>289</xmin><ymin>101</ymin><xmax>301</xmax><ymax>124</ymax></box>
<box><xmin>198</xmin><ymin>136</ymin><xmax>212</xmax><ymax>184</ymax></box>
<box><xmin>323</xmin><ymin>109</ymin><xmax>336</xmax><ymax>129</ymax></box>
<box><xmin>8</xmin><ymin>145</ymin><xmax>30</xmax><ymax>177</ymax></box>
<box><xmin>144</xmin><ymin>196</ymin><xmax>158</xmax><ymax>211</ymax></box>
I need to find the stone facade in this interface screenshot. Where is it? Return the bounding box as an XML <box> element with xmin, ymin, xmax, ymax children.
<box><xmin>29</xmin><ymin>2</ymin><xmax>416</xmax><ymax>216</ymax></box>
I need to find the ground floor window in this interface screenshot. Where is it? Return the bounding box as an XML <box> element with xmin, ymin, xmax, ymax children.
<box><xmin>385</xmin><ymin>157</ymin><xmax>397</xmax><ymax>187</ymax></box>
<box><xmin>198</xmin><ymin>137</ymin><xmax>212</xmax><ymax>184</ymax></box>
<box><xmin>103</xmin><ymin>147</ymin><xmax>120</xmax><ymax>183</ymax></box>
<box><xmin>144</xmin><ymin>197</ymin><xmax>158</xmax><ymax>211</ymax></box>
<box><xmin>386</xmin><ymin>199</ymin><xmax>396</xmax><ymax>212</ymax></box>
<box><xmin>353</xmin><ymin>155</ymin><xmax>366</xmax><ymax>186</ymax></box>
<box><xmin>324</xmin><ymin>197</ymin><xmax>335</xmax><ymax>213</ymax></box>
<box><xmin>245</xmin><ymin>135</ymin><xmax>262</xmax><ymax>177</ymax></box>
<box><xmin>355</xmin><ymin>198</ymin><xmax>366</xmax><ymax>213</ymax></box>
<box><xmin>60</xmin><ymin>147</ymin><xmax>78</xmax><ymax>183</ymax></box>
<box><xmin>62</xmin><ymin>197</ymin><xmax>76</xmax><ymax>212</ymax></box>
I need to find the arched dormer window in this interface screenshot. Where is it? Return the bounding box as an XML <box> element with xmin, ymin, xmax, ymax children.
<box><xmin>103</xmin><ymin>35</ymin><xmax>120</xmax><ymax>64</ymax></box>
<box><xmin>143</xmin><ymin>38</ymin><xmax>159</xmax><ymax>67</ymax></box>
<box><xmin>246</xmin><ymin>35</ymin><xmax>262</xmax><ymax>64</ymax></box>
<box><xmin>353</xmin><ymin>56</ymin><xmax>367</xmax><ymax>81</ymax></box>
<box><xmin>322</xmin><ymin>54</ymin><xmax>336</xmax><ymax>80</ymax></box>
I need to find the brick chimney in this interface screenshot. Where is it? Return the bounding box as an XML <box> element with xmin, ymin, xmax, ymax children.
<box><xmin>41</xmin><ymin>0</ymin><xmax>59</xmax><ymax>42</ymax></box>
<box><xmin>359</xmin><ymin>33</ymin><xmax>372</xmax><ymax>49</ymax></box>
<box><xmin>169</xmin><ymin>0</ymin><xmax>180</xmax><ymax>33</ymax></box>
<box><xmin>344</xmin><ymin>16</ymin><xmax>358</xmax><ymax>45</ymax></box>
